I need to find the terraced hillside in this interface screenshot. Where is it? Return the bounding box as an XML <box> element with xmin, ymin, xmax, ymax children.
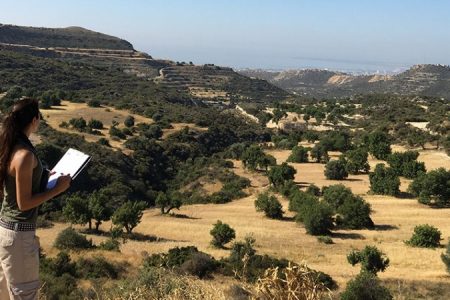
<box><xmin>156</xmin><ymin>64</ymin><xmax>289</xmax><ymax>104</ymax></box>
<box><xmin>1</xmin><ymin>23</ymin><xmax>288</xmax><ymax>105</ymax></box>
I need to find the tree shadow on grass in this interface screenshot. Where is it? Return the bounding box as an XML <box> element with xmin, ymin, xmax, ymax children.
<box><xmin>372</xmin><ymin>224</ymin><xmax>399</xmax><ymax>231</ymax></box>
<box><xmin>344</xmin><ymin>178</ymin><xmax>364</xmax><ymax>182</ymax></box>
<box><xmin>125</xmin><ymin>232</ymin><xmax>186</xmax><ymax>243</ymax></box>
<box><xmin>280</xmin><ymin>216</ymin><xmax>295</xmax><ymax>222</ymax></box>
<box><xmin>396</xmin><ymin>192</ymin><xmax>415</xmax><ymax>199</ymax></box>
<box><xmin>79</xmin><ymin>229</ymin><xmax>186</xmax><ymax>243</ymax></box>
<box><xmin>168</xmin><ymin>213</ymin><xmax>201</xmax><ymax>220</ymax></box>
<box><xmin>293</xmin><ymin>181</ymin><xmax>311</xmax><ymax>188</ymax></box>
<box><xmin>331</xmin><ymin>232</ymin><xmax>365</xmax><ymax>240</ymax></box>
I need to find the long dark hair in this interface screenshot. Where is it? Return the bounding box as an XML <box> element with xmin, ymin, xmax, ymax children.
<box><xmin>0</xmin><ymin>98</ymin><xmax>40</xmax><ymax>194</ymax></box>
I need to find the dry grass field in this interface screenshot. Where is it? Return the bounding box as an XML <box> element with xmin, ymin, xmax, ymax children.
<box><xmin>41</xmin><ymin>100</ymin><xmax>153</xmax><ymax>150</ymax></box>
<box><xmin>37</xmin><ymin>142</ymin><xmax>450</xmax><ymax>297</ymax></box>
<box><xmin>41</xmin><ymin>100</ymin><xmax>208</xmax><ymax>149</ymax></box>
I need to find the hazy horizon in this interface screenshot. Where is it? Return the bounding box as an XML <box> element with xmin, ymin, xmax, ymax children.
<box><xmin>1</xmin><ymin>0</ymin><xmax>449</xmax><ymax>73</ymax></box>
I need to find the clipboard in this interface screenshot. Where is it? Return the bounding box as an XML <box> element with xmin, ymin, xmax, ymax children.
<box><xmin>46</xmin><ymin>148</ymin><xmax>91</xmax><ymax>189</ymax></box>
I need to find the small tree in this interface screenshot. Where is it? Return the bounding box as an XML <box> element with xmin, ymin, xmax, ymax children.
<box><xmin>387</xmin><ymin>151</ymin><xmax>426</xmax><ymax>179</ymax></box>
<box><xmin>299</xmin><ymin>202</ymin><xmax>334</xmax><ymax>236</ymax></box>
<box><xmin>337</xmin><ymin>196</ymin><xmax>374</xmax><ymax>229</ymax></box>
<box><xmin>311</xmin><ymin>144</ymin><xmax>329</xmax><ymax>163</ymax></box>
<box><xmin>156</xmin><ymin>192</ymin><xmax>182</xmax><ymax>214</ymax></box>
<box><xmin>88</xmin><ymin>118</ymin><xmax>103</xmax><ymax>130</ymax></box>
<box><xmin>255</xmin><ymin>192</ymin><xmax>283</xmax><ymax>219</ymax></box>
<box><xmin>441</xmin><ymin>239</ymin><xmax>450</xmax><ymax>274</ymax></box>
<box><xmin>63</xmin><ymin>194</ymin><xmax>92</xmax><ymax>230</ymax></box>
<box><xmin>367</xmin><ymin>131</ymin><xmax>391</xmax><ymax>160</ymax></box>
<box><xmin>124</xmin><ymin>115</ymin><xmax>135</xmax><ymax>127</ymax></box>
<box><xmin>408</xmin><ymin>168</ymin><xmax>450</xmax><ymax>206</ymax></box>
<box><xmin>324</xmin><ymin>159</ymin><xmax>348</xmax><ymax>180</ymax></box>
<box><xmin>287</xmin><ymin>146</ymin><xmax>309</xmax><ymax>163</ymax></box>
<box><xmin>406</xmin><ymin>224</ymin><xmax>441</xmax><ymax>248</ymax></box>
<box><xmin>210</xmin><ymin>220</ymin><xmax>236</xmax><ymax>248</ymax></box>
<box><xmin>112</xmin><ymin>201</ymin><xmax>147</xmax><ymax>234</ymax></box>
<box><xmin>347</xmin><ymin>246</ymin><xmax>389</xmax><ymax>275</ymax></box>
<box><xmin>341</xmin><ymin>271</ymin><xmax>393</xmax><ymax>300</ymax></box>
<box><xmin>88</xmin><ymin>190</ymin><xmax>113</xmax><ymax>231</ymax></box>
<box><xmin>345</xmin><ymin>148</ymin><xmax>370</xmax><ymax>174</ymax></box>
<box><xmin>322</xmin><ymin>184</ymin><xmax>353</xmax><ymax>210</ymax></box>
<box><xmin>242</xmin><ymin>145</ymin><xmax>267</xmax><ymax>170</ymax></box>
<box><xmin>267</xmin><ymin>162</ymin><xmax>297</xmax><ymax>188</ymax></box>
<box><xmin>69</xmin><ymin>117</ymin><xmax>87</xmax><ymax>132</ymax></box>
<box><xmin>369</xmin><ymin>164</ymin><xmax>400</xmax><ymax>196</ymax></box>
<box><xmin>109</xmin><ymin>126</ymin><xmax>126</xmax><ymax>139</ymax></box>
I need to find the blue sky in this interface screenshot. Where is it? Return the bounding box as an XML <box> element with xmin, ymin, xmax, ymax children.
<box><xmin>1</xmin><ymin>0</ymin><xmax>449</xmax><ymax>72</ymax></box>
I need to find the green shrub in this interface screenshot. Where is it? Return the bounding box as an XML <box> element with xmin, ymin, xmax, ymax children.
<box><xmin>143</xmin><ymin>246</ymin><xmax>218</xmax><ymax>278</ymax></box>
<box><xmin>180</xmin><ymin>252</ymin><xmax>219</xmax><ymax>278</ymax></box>
<box><xmin>98</xmin><ymin>238</ymin><xmax>121</xmax><ymax>252</ymax></box>
<box><xmin>406</xmin><ymin>224</ymin><xmax>442</xmax><ymax>248</ymax></box>
<box><xmin>306</xmin><ymin>184</ymin><xmax>321</xmax><ymax>196</ymax></box>
<box><xmin>88</xmin><ymin>100</ymin><xmax>101</xmax><ymax>107</ymax></box>
<box><xmin>53</xmin><ymin>227</ymin><xmax>93</xmax><ymax>250</ymax></box>
<box><xmin>88</xmin><ymin>118</ymin><xmax>103</xmax><ymax>129</ymax></box>
<box><xmin>345</xmin><ymin>148</ymin><xmax>370</xmax><ymax>174</ymax></box>
<box><xmin>268</xmin><ymin>162</ymin><xmax>297</xmax><ymax>188</ymax></box>
<box><xmin>298</xmin><ymin>202</ymin><xmax>334</xmax><ymax>236</ymax></box>
<box><xmin>387</xmin><ymin>151</ymin><xmax>426</xmax><ymax>179</ymax></box>
<box><xmin>347</xmin><ymin>246</ymin><xmax>389</xmax><ymax>275</ymax></box>
<box><xmin>287</xmin><ymin>146</ymin><xmax>309</xmax><ymax>163</ymax></box>
<box><xmin>76</xmin><ymin>255</ymin><xmax>120</xmax><ymax>279</ymax></box>
<box><xmin>40</xmin><ymin>273</ymin><xmax>80</xmax><ymax>300</ymax></box>
<box><xmin>324</xmin><ymin>159</ymin><xmax>348</xmax><ymax>180</ymax></box>
<box><xmin>369</xmin><ymin>164</ymin><xmax>400</xmax><ymax>196</ymax></box>
<box><xmin>97</xmin><ymin>137</ymin><xmax>110</xmax><ymax>146</ymax></box>
<box><xmin>337</xmin><ymin>196</ymin><xmax>374</xmax><ymax>229</ymax></box>
<box><xmin>210</xmin><ymin>220</ymin><xmax>236</xmax><ymax>248</ymax></box>
<box><xmin>322</xmin><ymin>184</ymin><xmax>353</xmax><ymax>210</ymax></box>
<box><xmin>408</xmin><ymin>168</ymin><xmax>450</xmax><ymax>206</ymax></box>
<box><xmin>255</xmin><ymin>192</ymin><xmax>283</xmax><ymax>219</ymax></box>
<box><xmin>124</xmin><ymin>115</ymin><xmax>135</xmax><ymax>127</ymax></box>
<box><xmin>367</xmin><ymin>131</ymin><xmax>392</xmax><ymax>160</ymax></box>
<box><xmin>340</xmin><ymin>271</ymin><xmax>393</xmax><ymax>300</ymax></box>
<box><xmin>288</xmin><ymin>190</ymin><xmax>318</xmax><ymax>214</ymax></box>
<box><xmin>441</xmin><ymin>239</ymin><xmax>450</xmax><ymax>274</ymax></box>
<box><xmin>109</xmin><ymin>126</ymin><xmax>126</xmax><ymax>139</ymax></box>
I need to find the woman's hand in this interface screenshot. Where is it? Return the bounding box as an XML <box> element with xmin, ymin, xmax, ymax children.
<box><xmin>54</xmin><ymin>174</ymin><xmax>71</xmax><ymax>194</ymax></box>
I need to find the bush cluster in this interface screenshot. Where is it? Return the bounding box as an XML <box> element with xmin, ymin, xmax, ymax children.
<box><xmin>255</xmin><ymin>192</ymin><xmax>283</xmax><ymax>219</ymax></box>
<box><xmin>405</xmin><ymin>224</ymin><xmax>442</xmax><ymax>248</ymax></box>
<box><xmin>387</xmin><ymin>151</ymin><xmax>426</xmax><ymax>179</ymax></box>
<box><xmin>369</xmin><ymin>164</ymin><xmax>400</xmax><ymax>196</ymax></box>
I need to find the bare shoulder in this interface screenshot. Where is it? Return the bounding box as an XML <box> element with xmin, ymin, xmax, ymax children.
<box><xmin>9</xmin><ymin>146</ymin><xmax>37</xmax><ymax>172</ymax></box>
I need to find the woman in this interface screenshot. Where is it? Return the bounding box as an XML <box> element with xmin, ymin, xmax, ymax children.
<box><xmin>0</xmin><ymin>98</ymin><xmax>71</xmax><ymax>299</ymax></box>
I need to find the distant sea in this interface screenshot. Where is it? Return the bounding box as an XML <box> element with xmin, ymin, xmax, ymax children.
<box><xmin>233</xmin><ymin>57</ymin><xmax>410</xmax><ymax>75</ymax></box>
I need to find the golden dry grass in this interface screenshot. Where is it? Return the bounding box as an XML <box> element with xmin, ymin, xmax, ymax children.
<box><xmin>37</xmin><ymin>146</ymin><xmax>450</xmax><ymax>296</ymax></box>
<box><xmin>41</xmin><ymin>100</ymin><xmax>153</xmax><ymax>150</ymax></box>
<box><xmin>161</xmin><ymin>122</ymin><xmax>208</xmax><ymax>139</ymax></box>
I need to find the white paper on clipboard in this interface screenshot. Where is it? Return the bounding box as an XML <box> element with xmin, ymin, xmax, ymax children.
<box><xmin>46</xmin><ymin>148</ymin><xmax>91</xmax><ymax>189</ymax></box>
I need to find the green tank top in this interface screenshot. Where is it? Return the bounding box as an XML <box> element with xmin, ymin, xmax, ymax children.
<box><xmin>0</xmin><ymin>137</ymin><xmax>43</xmax><ymax>224</ymax></box>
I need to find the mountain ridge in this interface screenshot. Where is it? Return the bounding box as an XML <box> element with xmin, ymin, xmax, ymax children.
<box><xmin>239</xmin><ymin>64</ymin><xmax>450</xmax><ymax>99</ymax></box>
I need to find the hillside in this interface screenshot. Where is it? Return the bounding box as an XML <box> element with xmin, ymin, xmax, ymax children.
<box><xmin>0</xmin><ymin>24</ymin><xmax>288</xmax><ymax>106</ymax></box>
<box><xmin>239</xmin><ymin>64</ymin><xmax>450</xmax><ymax>99</ymax></box>
<box><xmin>0</xmin><ymin>24</ymin><xmax>133</xmax><ymax>50</ymax></box>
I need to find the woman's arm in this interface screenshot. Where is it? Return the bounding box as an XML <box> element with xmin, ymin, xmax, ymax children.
<box><xmin>15</xmin><ymin>150</ymin><xmax>71</xmax><ymax>212</ymax></box>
